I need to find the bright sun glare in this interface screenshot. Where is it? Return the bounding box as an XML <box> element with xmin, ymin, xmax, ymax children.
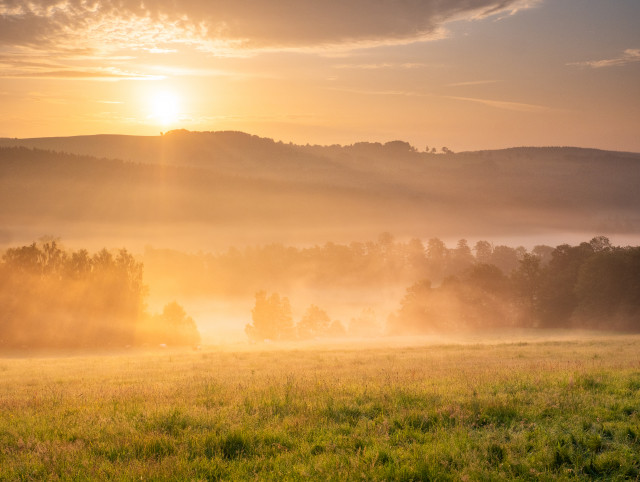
<box><xmin>149</xmin><ymin>90</ymin><xmax>181</xmax><ymax>126</ymax></box>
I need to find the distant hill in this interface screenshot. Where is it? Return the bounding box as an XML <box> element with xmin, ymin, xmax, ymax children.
<box><xmin>1</xmin><ymin>131</ymin><xmax>639</xmax><ymax>248</ymax></box>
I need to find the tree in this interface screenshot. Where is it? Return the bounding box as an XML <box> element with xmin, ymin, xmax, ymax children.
<box><xmin>465</xmin><ymin>263</ymin><xmax>508</xmax><ymax>293</ymax></box>
<box><xmin>39</xmin><ymin>237</ymin><xmax>66</xmax><ymax>275</ymax></box>
<box><xmin>297</xmin><ymin>304</ymin><xmax>331</xmax><ymax>339</ymax></box>
<box><xmin>66</xmin><ymin>249</ymin><xmax>91</xmax><ymax>279</ymax></box>
<box><xmin>474</xmin><ymin>241</ymin><xmax>493</xmax><ymax>264</ymax></box>
<box><xmin>589</xmin><ymin>235</ymin><xmax>612</xmax><ymax>253</ymax></box>
<box><xmin>536</xmin><ymin>243</ymin><xmax>594</xmax><ymax>327</ymax></box>
<box><xmin>573</xmin><ymin>247</ymin><xmax>640</xmax><ymax>330</ymax></box>
<box><xmin>3</xmin><ymin>242</ymin><xmax>44</xmax><ymax>275</ymax></box>
<box><xmin>450</xmin><ymin>239</ymin><xmax>474</xmax><ymax>275</ymax></box>
<box><xmin>531</xmin><ymin>245</ymin><xmax>554</xmax><ymax>265</ymax></box>
<box><xmin>384</xmin><ymin>140</ymin><xmax>416</xmax><ymax>154</ymax></box>
<box><xmin>511</xmin><ymin>254</ymin><xmax>542</xmax><ymax>326</ymax></box>
<box><xmin>490</xmin><ymin>245</ymin><xmax>520</xmax><ymax>275</ymax></box>
<box><xmin>150</xmin><ymin>301</ymin><xmax>201</xmax><ymax>346</ymax></box>
<box><xmin>388</xmin><ymin>280</ymin><xmax>433</xmax><ymax>334</ymax></box>
<box><xmin>426</xmin><ymin>238</ymin><xmax>448</xmax><ymax>281</ymax></box>
<box><xmin>245</xmin><ymin>291</ymin><xmax>294</xmax><ymax>342</ymax></box>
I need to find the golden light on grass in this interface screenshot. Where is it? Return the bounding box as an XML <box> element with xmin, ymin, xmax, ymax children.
<box><xmin>2</xmin><ymin>337</ymin><xmax>640</xmax><ymax>479</ymax></box>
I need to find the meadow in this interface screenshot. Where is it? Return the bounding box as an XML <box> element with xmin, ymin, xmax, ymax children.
<box><xmin>1</xmin><ymin>335</ymin><xmax>639</xmax><ymax>480</ymax></box>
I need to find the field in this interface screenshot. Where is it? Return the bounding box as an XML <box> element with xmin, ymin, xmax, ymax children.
<box><xmin>1</xmin><ymin>335</ymin><xmax>640</xmax><ymax>480</ymax></box>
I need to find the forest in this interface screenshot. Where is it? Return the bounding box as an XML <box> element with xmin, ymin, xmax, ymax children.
<box><xmin>2</xmin><ymin>235</ymin><xmax>639</xmax><ymax>349</ymax></box>
<box><xmin>0</xmin><ymin>239</ymin><xmax>200</xmax><ymax>349</ymax></box>
<box><xmin>237</xmin><ymin>235</ymin><xmax>640</xmax><ymax>341</ymax></box>
<box><xmin>390</xmin><ymin>236</ymin><xmax>640</xmax><ymax>334</ymax></box>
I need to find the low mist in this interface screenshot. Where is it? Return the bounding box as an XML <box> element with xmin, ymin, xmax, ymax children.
<box><xmin>3</xmin><ymin>233</ymin><xmax>637</xmax><ymax>352</ymax></box>
<box><xmin>1</xmin><ymin>133</ymin><xmax>640</xmax><ymax>351</ymax></box>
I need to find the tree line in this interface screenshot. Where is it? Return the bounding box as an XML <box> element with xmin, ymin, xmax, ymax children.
<box><xmin>0</xmin><ymin>239</ymin><xmax>200</xmax><ymax>349</ymax></box>
<box><xmin>3</xmin><ymin>236</ymin><xmax>636</xmax><ymax>347</ymax></box>
<box><xmin>244</xmin><ymin>237</ymin><xmax>640</xmax><ymax>341</ymax></box>
<box><xmin>387</xmin><ymin>236</ymin><xmax>640</xmax><ymax>334</ymax></box>
<box><xmin>144</xmin><ymin>233</ymin><xmax>552</xmax><ymax>298</ymax></box>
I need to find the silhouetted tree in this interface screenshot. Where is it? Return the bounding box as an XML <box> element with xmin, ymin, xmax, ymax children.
<box><xmin>573</xmin><ymin>246</ymin><xmax>640</xmax><ymax>330</ymax></box>
<box><xmin>490</xmin><ymin>245</ymin><xmax>520</xmax><ymax>275</ymax></box>
<box><xmin>465</xmin><ymin>263</ymin><xmax>509</xmax><ymax>293</ymax></box>
<box><xmin>297</xmin><ymin>304</ymin><xmax>331</xmax><ymax>339</ymax></box>
<box><xmin>511</xmin><ymin>254</ymin><xmax>542</xmax><ymax>325</ymax></box>
<box><xmin>148</xmin><ymin>301</ymin><xmax>201</xmax><ymax>346</ymax></box>
<box><xmin>474</xmin><ymin>240</ymin><xmax>493</xmax><ymax>264</ymax></box>
<box><xmin>589</xmin><ymin>235</ymin><xmax>613</xmax><ymax>253</ymax></box>
<box><xmin>245</xmin><ymin>291</ymin><xmax>294</xmax><ymax>342</ymax></box>
<box><xmin>388</xmin><ymin>280</ymin><xmax>433</xmax><ymax>334</ymax></box>
<box><xmin>450</xmin><ymin>239</ymin><xmax>474</xmax><ymax>275</ymax></box>
<box><xmin>535</xmin><ymin>242</ymin><xmax>594</xmax><ymax>327</ymax></box>
<box><xmin>531</xmin><ymin>245</ymin><xmax>554</xmax><ymax>265</ymax></box>
<box><xmin>426</xmin><ymin>238</ymin><xmax>448</xmax><ymax>281</ymax></box>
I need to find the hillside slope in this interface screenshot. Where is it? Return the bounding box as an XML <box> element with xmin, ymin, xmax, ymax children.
<box><xmin>1</xmin><ymin>131</ymin><xmax>639</xmax><ymax>247</ymax></box>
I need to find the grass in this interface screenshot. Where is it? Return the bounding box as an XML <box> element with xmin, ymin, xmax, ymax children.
<box><xmin>1</xmin><ymin>336</ymin><xmax>639</xmax><ymax>480</ymax></box>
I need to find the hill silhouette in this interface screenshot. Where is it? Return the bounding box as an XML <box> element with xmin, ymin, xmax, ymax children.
<box><xmin>1</xmin><ymin>131</ymin><xmax>639</xmax><ymax>247</ymax></box>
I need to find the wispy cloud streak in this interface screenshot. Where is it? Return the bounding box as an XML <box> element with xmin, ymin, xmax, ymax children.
<box><xmin>333</xmin><ymin>62</ymin><xmax>430</xmax><ymax>70</ymax></box>
<box><xmin>0</xmin><ymin>69</ymin><xmax>164</xmax><ymax>80</ymax></box>
<box><xmin>569</xmin><ymin>49</ymin><xmax>640</xmax><ymax>69</ymax></box>
<box><xmin>447</xmin><ymin>96</ymin><xmax>550</xmax><ymax>113</ymax></box>
<box><xmin>448</xmin><ymin>80</ymin><xmax>502</xmax><ymax>87</ymax></box>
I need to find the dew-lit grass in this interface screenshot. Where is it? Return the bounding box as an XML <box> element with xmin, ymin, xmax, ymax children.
<box><xmin>1</xmin><ymin>336</ymin><xmax>639</xmax><ymax>480</ymax></box>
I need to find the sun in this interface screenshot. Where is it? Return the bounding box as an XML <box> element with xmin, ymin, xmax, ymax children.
<box><xmin>149</xmin><ymin>90</ymin><xmax>181</xmax><ymax>126</ymax></box>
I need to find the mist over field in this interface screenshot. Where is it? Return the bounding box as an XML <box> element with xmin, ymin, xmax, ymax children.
<box><xmin>1</xmin><ymin>131</ymin><xmax>640</xmax><ymax>347</ymax></box>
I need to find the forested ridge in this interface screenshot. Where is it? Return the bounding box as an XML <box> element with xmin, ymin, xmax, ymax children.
<box><xmin>2</xmin><ymin>131</ymin><xmax>640</xmax><ymax>244</ymax></box>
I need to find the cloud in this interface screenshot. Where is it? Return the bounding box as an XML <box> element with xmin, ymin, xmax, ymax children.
<box><xmin>568</xmin><ymin>49</ymin><xmax>640</xmax><ymax>69</ymax></box>
<box><xmin>333</xmin><ymin>62</ymin><xmax>430</xmax><ymax>70</ymax></box>
<box><xmin>0</xmin><ymin>66</ymin><xmax>164</xmax><ymax>81</ymax></box>
<box><xmin>0</xmin><ymin>0</ymin><xmax>540</xmax><ymax>55</ymax></box>
<box><xmin>325</xmin><ymin>87</ymin><xmax>432</xmax><ymax>97</ymax></box>
<box><xmin>325</xmin><ymin>89</ymin><xmax>549</xmax><ymax>113</ymax></box>
<box><xmin>447</xmin><ymin>96</ymin><xmax>549</xmax><ymax>112</ymax></box>
<box><xmin>448</xmin><ymin>80</ymin><xmax>502</xmax><ymax>87</ymax></box>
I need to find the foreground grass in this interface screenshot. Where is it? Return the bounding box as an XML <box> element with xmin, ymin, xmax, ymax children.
<box><xmin>1</xmin><ymin>336</ymin><xmax>639</xmax><ymax>480</ymax></box>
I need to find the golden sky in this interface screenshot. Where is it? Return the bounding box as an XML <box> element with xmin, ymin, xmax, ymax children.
<box><xmin>1</xmin><ymin>0</ymin><xmax>639</xmax><ymax>151</ymax></box>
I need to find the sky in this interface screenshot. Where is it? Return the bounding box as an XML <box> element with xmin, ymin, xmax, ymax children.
<box><xmin>0</xmin><ymin>0</ymin><xmax>639</xmax><ymax>152</ymax></box>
